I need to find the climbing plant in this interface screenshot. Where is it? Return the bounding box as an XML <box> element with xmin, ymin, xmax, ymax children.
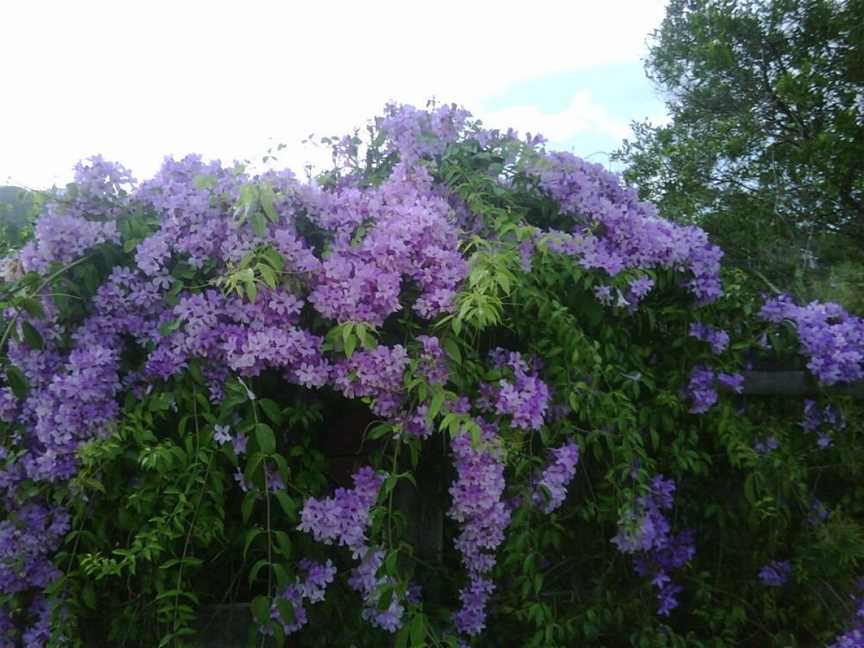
<box><xmin>0</xmin><ymin>102</ymin><xmax>863</xmax><ymax>647</ymax></box>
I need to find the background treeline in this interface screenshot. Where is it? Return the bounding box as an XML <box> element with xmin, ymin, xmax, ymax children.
<box><xmin>613</xmin><ymin>0</ymin><xmax>864</xmax><ymax>311</ymax></box>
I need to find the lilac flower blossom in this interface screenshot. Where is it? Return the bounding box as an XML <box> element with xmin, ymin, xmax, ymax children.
<box><xmin>448</xmin><ymin>423</ymin><xmax>511</xmax><ymax>636</ymax></box>
<box><xmin>213</xmin><ymin>425</ymin><xmax>232</xmax><ymax>445</ymax></box>
<box><xmin>760</xmin><ymin>295</ymin><xmax>864</xmax><ymax>385</ymax></box>
<box><xmin>482</xmin><ymin>349</ymin><xmax>549</xmax><ymax>431</ymax></box>
<box><xmin>759</xmin><ymin>560</ymin><xmax>791</xmax><ymax>587</ymax></box>
<box><xmin>689</xmin><ymin>323</ymin><xmax>730</xmax><ymax>354</ymax></box>
<box><xmin>267</xmin><ymin>560</ymin><xmax>336</xmax><ymax>636</ymax></box>
<box><xmin>532</xmin><ymin>442</ymin><xmax>580</xmax><ymax>513</ymax></box>
<box><xmin>613</xmin><ymin>476</ymin><xmax>695</xmax><ymax>615</ymax></box>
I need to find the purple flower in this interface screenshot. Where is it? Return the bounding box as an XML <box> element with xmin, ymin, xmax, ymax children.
<box><xmin>213</xmin><ymin>424</ymin><xmax>232</xmax><ymax>445</ymax></box>
<box><xmin>686</xmin><ymin>367</ymin><xmax>743</xmax><ymax>413</ymax></box>
<box><xmin>448</xmin><ymin>422</ymin><xmax>511</xmax><ymax>636</ymax></box>
<box><xmin>234</xmin><ymin>468</ymin><xmax>250</xmax><ymax>493</ymax></box>
<box><xmin>267</xmin><ymin>560</ymin><xmax>336</xmax><ymax>636</ymax></box>
<box><xmin>754</xmin><ymin>436</ymin><xmax>779</xmax><ymax>455</ymax></box>
<box><xmin>299</xmin><ymin>466</ymin><xmax>384</xmax><ymax>557</ymax></box>
<box><xmin>760</xmin><ymin>295</ymin><xmax>864</xmax><ymax>385</ymax></box>
<box><xmin>801</xmin><ymin>400</ymin><xmax>844</xmax><ymax>449</ymax></box>
<box><xmin>483</xmin><ymin>349</ymin><xmax>549</xmax><ymax>431</ymax></box>
<box><xmin>613</xmin><ymin>477</ymin><xmax>694</xmax><ymax>616</ymax></box>
<box><xmin>759</xmin><ymin>560</ymin><xmax>791</xmax><ymax>587</ymax></box>
<box><xmin>232</xmin><ymin>432</ymin><xmax>248</xmax><ymax>455</ymax></box>
<box><xmin>686</xmin><ymin>367</ymin><xmax>718</xmax><ymax>414</ymax></box>
<box><xmin>532</xmin><ymin>442</ymin><xmax>580</xmax><ymax>513</ymax></box>
<box><xmin>689</xmin><ymin>323</ymin><xmax>730</xmax><ymax>354</ymax></box>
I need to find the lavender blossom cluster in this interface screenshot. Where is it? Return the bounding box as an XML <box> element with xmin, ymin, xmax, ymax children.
<box><xmin>689</xmin><ymin>322</ymin><xmax>730</xmax><ymax>354</ymax></box>
<box><xmin>268</xmin><ymin>559</ymin><xmax>336</xmax><ymax>636</ymax></box>
<box><xmin>525</xmin><ymin>152</ymin><xmax>724</xmax><ymax>304</ymax></box>
<box><xmin>802</xmin><ymin>399</ymin><xmax>845</xmax><ymax>449</ymax></box>
<box><xmin>297</xmin><ymin>467</ymin><xmax>404</xmax><ymax>632</ymax></box>
<box><xmin>2</xmin><ymin>101</ymin><xmax>856</xmax><ymax>644</ymax></box>
<box><xmin>686</xmin><ymin>366</ymin><xmax>744</xmax><ymax>413</ymax></box>
<box><xmin>531</xmin><ymin>442</ymin><xmax>580</xmax><ymax>513</ymax></box>
<box><xmin>480</xmin><ymin>349</ymin><xmax>550</xmax><ymax>431</ymax></box>
<box><xmin>761</xmin><ymin>295</ymin><xmax>864</xmax><ymax>385</ymax></box>
<box><xmin>612</xmin><ymin>476</ymin><xmax>695</xmax><ymax>615</ymax></box>
<box><xmin>448</xmin><ymin>424</ymin><xmax>511</xmax><ymax>636</ymax></box>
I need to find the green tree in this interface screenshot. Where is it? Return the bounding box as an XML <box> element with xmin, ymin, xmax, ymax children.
<box><xmin>615</xmin><ymin>0</ymin><xmax>864</xmax><ymax>306</ymax></box>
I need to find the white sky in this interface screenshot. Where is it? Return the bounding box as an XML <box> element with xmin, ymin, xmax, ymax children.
<box><xmin>0</xmin><ymin>0</ymin><xmax>667</xmax><ymax>189</ymax></box>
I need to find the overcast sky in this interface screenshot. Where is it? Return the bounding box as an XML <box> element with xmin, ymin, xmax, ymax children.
<box><xmin>0</xmin><ymin>0</ymin><xmax>669</xmax><ymax>189</ymax></box>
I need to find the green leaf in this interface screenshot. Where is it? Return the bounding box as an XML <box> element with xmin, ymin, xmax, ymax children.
<box><xmin>260</xmin><ymin>247</ymin><xmax>284</xmax><ymax>272</ymax></box>
<box><xmin>5</xmin><ymin>366</ymin><xmax>28</xmax><ymax>399</ymax></box>
<box><xmin>158</xmin><ymin>319</ymin><xmax>182</xmax><ymax>336</ymax></box>
<box><xmin>274</xmin><ymin>491</ymin><xmax>298</xmax><ymax>520</ymax></box>
<box><xmin>243</xmin><ymin>527</ymin><xmax>263</xmax><ymax>560</ymax></box>
<box><xmin>442</xmin><ymin>337</ymin><xmax>461</xmax><ymax>363</ymax></box>
<box><xmin>249</xmin><ymin>559</ymin><xmax>270</xmax><ymax>587</ymax></box>
<box><xmin>427</xmin><ymin>389</ymin><xmax>445</xmax><ymax>422</ymax></box>
<box><xmin>410</xmin><ymin>612</ymin><xmax>427</xmax><ymax>645</ymax></box>
<box><xmin>18</xmin><ymin>297</ymin><xmax>45</xmax><ymax>319</ymax></box>
<box><xmin>276</xmin><ymin>598</ymin><xmax>294</xmax><ymax>626</ymax></box>
<box><xmin>368</xmin><ymin>423</ymin><xmax>393</xmax><ymax>440</ymax></box>
<box><xmin>255</xmin><ymin>423</ymin><xmax>276</xmax><ymax>454</ymax></box>
<box><xmin>260</xmin><ymin>186</ymin><xmax>279</xmax><ymax>222</ymax></box>
<box><xmin>259</xmin><ymin>264</ymin><xmax>277</xmax><ymax>289</ymax></box>
<box><xmin>258</xmin><ymin>399</ymin><xmax>283</xmax><ymax>425</ymax></box>
<box><xmin>250</xmin><ymin>595</ymin><xmax>270</xmax><ymax>625</ymax></box>
<box><xmin>21</xmin><ymin>321</ymin><xmax>43</xmax><ymax>349</ymax></box>
<box><xmin>274</xmin><ymin>530</ymin><xmax>292</xmax><ymax>559</ymax></box>
<box><xmin>241</xmin><ymin>492</ymin><xmax>257</xmax><ymax>524</ymax></box>
<box><xmin>250</xmin><ymin>210</ymin><xmax>267</xmax><ymax>237</ymax></box>
<box><xmin>245</xmin><ymin>280</ymin><xmax>258</xmax><ymax>303</ymax></box>
<box><xmin>344</xmin><ymin>334</ymin><xmax>357</xmax><ymax>358</ymax></box>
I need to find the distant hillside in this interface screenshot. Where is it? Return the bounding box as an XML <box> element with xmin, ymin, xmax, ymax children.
<box><xmin>0</xmin><ymin>185</ymin><xmax>37</xmax><ymax>252</ymax></box>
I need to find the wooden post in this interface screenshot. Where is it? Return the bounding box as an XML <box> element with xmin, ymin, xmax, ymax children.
<box><xmin>740</xmin><ymin>371</ymin><xmax>864</xmax><ymax>397</ymax></box>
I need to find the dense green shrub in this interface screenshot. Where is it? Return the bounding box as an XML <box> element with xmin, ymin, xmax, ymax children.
<box><xmin>0</xmin><ymin>103</ymin><xmax>862</xmax><ymax>647</ymax></box>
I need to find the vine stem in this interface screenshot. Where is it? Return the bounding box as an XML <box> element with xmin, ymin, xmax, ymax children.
<box><xmin>0</xmin><ymin>255</ymin><xmax>91</xmax><ymax>355</ymax></box>
<box><xmin>172</xmin><ymin>389</ymin><xmax>215</xmax><ymax>644</ymax></box>
<box><xmin>250</xmin><ymin>395</ymin><xmax>274</xmax><ymax>648</ymax></box>
<box><xmin>388</xmin><ymin>439</ymin><xmax>401</xmax><ymax>550</ymax></box>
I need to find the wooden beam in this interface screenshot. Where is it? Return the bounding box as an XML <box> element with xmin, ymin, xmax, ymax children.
<box><xmin>740</xmin><ymin>371</ymin><xmax>864</xmax><ymax>397</ymax></box>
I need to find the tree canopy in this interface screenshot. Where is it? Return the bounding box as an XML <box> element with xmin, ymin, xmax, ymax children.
<box><xmin>614</xmin><ymin>0</ymin><xmax>864</xmax><ymax>305</ymax></box>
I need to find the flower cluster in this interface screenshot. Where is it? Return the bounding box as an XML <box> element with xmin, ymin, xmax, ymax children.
<box><xmin>17</xmin><ymin>156</ymin><xmax>134</xmax><ymax>275</ymax></box>
<box><xmin>525</xmin><ymin>152</ymin><xmax>723</xmax><ymax>304</ymax></box>
<box><xmin>481</xmin><ymin>349</ymin><xmax>549</xmax><ymax>431</ymax></box>
<box><xmin>758</xmin><ymin>560</ymin><xmax>791</xmax><ymax>587</ymax></box>
<box><xmin>377</xmin><ymin>102</ymin><xmax>472</xmax><ymax>163</ymax></box>
<box><xmin>612</xmin><ymin>476</ymin><xmax>695</xmax><ymax>615</ymax></box>
<box><xmin>298</xmin><ymin>466</ymin><xmax>383</xmax><ymax>557</ymax></box>
<box><xmin>0</xmin><ymin>503</ymin><xmax>69</xmax><ymax>647</ymax></box>
<box><xmin>828</xmin><ymin>578</ymin><xmax>864</xmax><ymax>648</ymax></box>
<box><xmin>332</xmin><ymin>345</ymin><xmax>409</xmax><ymax>416</ymax></box>
<box><xmin>689</xmin><ymin>323</ymin><xmax>730</xmax><ymax>354</ymax></box>
<box><xmin>347</xmin><ymin>548</ymin><xmax>405</xmax><ymax>633</ymax></box>
<box><xmin>801</xmin><ymin>399</ymin><xmax>845</xmax><ymax>449</ymax></box>
<box><xmin>12</xmin><ymin>344</ymin><xmax>120</xmax><ymax>484</ymax></box>
<box><xmin>448</xmin><ymin>423</ymin><xmax>511</xmax><ymax>635</ymax></box>
<box><xmin>297</xmin><ymin>467</ymin><xmax>403</xmax><ymax>632</ymax></box>
<box><xmin>532</xmin><ymin>442</ymin><xmax>580</xmax><ymax>513</ymax></box>
<box><xmin>269</xmin><ymin>560</ymin><xmax>336</xmax><ymax>636</ymax></box>
<box><xmin>761</xmin><ymin>295</ymin><xmax>864</xmax><ymax>385</ymax></box>
<box><xmin>686</xmin><ymin>366</ymin><xmax>744</xmax><ymax>413</ymax></box>
<box><xmin>308</xmin><ymin>163</ymin><xmax>467</xmax><ymax>325</ymax></box>
<box><xmin>0</xmin><ymin>503</ymin><xmax>68</xmax><ymax>595</ymax></box>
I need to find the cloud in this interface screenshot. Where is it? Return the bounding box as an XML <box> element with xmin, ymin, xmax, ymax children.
<box><xmin>0</xmin><ymin>0</ymin><xmax>667</xmax><ymax>187</ymax></box>
<box><xmin>479</xmin><ymin>90</ymin><xmax>632</xmax><ymax>146</ymax></box>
